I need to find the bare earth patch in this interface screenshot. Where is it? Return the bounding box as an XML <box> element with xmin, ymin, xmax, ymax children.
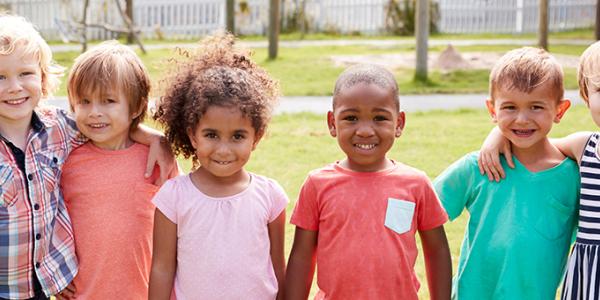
<box><xmin>331</xmin><ymin>45</ymin><xmax>580</xmax><ymax>72</ymax></box>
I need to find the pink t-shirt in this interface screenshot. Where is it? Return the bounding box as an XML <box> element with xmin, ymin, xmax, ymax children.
<box><xmin>61</xmin><ymin>142</ymin><xmax>159</xmax><ymax>300</ymax></box>
<box><xmin>152</xmin><ymin>173</ymin><xmax>289</xmax><ymax>300</ymax></box>
<box><xmin>290</xmin><ymin>162</ymin><xmax>448</xmax><ymax>300</ymax></box>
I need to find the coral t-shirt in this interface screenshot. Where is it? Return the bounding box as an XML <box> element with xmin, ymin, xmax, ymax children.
<box><xmin>290</xmin><ymin>162</ymin><xmax>448</xmax><ymax>300</ymax></box>
<box><xmin>61</xmin><ymin>142</ymin><xmax>159</xmax><ymax>300</ymax></box>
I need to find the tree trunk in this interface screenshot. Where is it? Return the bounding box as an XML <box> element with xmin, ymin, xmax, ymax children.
<box><xmin>415</xmin><ymin>0</ymin><xmax>429</xmax><ymax>81</ymax></box>
<box><xmin>269</xmin><ymin>0</ymin><xmax>280</xmax><ymax>59</ymax></box>
<box><xmin>226</xmin><ymin>0</ymin><xmax>235</xmax><ymax>34</ymax></box>
<box><xmin>596</xmin><ymin>0</ymin><xmax>600</xmax><ymax>40</ymax></box>
<box><xmin>538</xmin><ymin>0</ymin><xmax>549</xmax><ymax>50</ymax></box>
<box><xmin>126</xmin><ymin>0</ymin><xmax>134</xmax><ymax>44</ymax></box>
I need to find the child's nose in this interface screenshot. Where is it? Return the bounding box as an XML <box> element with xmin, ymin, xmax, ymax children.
<box><xmin>6</xmin><ymin>78</ymin><xmax>23</xmax><ymax>93</ymax></box>
<box><xmin>356</xmin><ymin>123</ymin><xmax>375</xmax><ymax>137</ymax></box>
<box><xmin>89</xmin><ymin>104</ymin><xmax>102</xmax><ymax>117</ymax></box>
<box><xmin>515</xmin><ymin>112</ymin><xmax>530</xmax><ymax>124</ymax></box>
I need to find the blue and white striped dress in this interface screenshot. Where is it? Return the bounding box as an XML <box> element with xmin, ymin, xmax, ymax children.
<box><xmin>562</xmin><ymin>133</ymin><xmax>600</xmax><ymax>300</ymax></box>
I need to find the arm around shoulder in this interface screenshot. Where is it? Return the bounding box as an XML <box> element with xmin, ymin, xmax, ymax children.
<box><xmin>552</xmin><ymin>131</ymin><xmax>594</xmax><ymax>164</ymax></box>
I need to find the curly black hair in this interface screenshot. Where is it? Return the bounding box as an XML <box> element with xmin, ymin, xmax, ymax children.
<box><xmin>154</xmin><ymin>33</ymin><xmax>279</xmax><ymax>166</ymax></box>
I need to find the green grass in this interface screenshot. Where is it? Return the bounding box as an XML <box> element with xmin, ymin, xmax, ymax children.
<box><xmin>52</xmin><ymin>43</ymin><xmax>584</xmax><ymax>98</ymax></box>
<box><xmin>163</xmin><ymin>105</ymin><xmax>597</xmax><ymax>299</ymax></box>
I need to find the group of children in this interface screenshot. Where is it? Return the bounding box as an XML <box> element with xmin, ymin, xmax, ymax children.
<box><xmin>2</xmin><ymin>11</ymin><xmax>600</xmax><ymax>300</ymax></box>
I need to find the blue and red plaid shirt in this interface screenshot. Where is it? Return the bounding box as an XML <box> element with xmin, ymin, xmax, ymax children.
<box><xmin>0</xmin><ymin>107</ymin><xmax>85</xmax><ymax>299</ymax></box>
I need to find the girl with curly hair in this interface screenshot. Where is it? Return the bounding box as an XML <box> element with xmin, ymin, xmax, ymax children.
<box><xmin>148</xmin><ymin>33</ymin><xmax>288</xmax><ymax>300</ymax></box>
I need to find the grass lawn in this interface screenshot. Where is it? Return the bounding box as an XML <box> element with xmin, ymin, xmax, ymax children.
<box><xmin>163</xmin><ymin>104</ymin><xmax>597</xmax><ymax>299</ymax></box>
<box><xmin>52</xmin><ymin>42</ymin><xmax>586</xmax><ymax>98</ymax></box>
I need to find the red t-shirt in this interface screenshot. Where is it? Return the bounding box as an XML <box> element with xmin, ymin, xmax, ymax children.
<box><xmin>291</xmin><ymin>162</ymin><xmax>448</xmax><ymax>300</ymax></box>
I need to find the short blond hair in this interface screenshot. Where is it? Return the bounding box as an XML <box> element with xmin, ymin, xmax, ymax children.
<box><xmin>578</xmin><ymin>41</ymin><xmax>600</xmax><ymax>103</ymax></box>
<box><xmin>489</xmin><ymin>47</ymin><xmax>563</xmax><ymax>102</ymax></box>
<box><xmin>0</xmin><ymin>13</ymin><xmax>63</xmax><ymax>98</ymax></box>
<box><xmin>67</xmin><ymin>41</ymin><xmax>151</xmax><ymax>130</ymax></box>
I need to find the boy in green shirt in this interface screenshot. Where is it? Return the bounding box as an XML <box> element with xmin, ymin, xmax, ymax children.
<box><xmin>434</xmin><ymin>47</ymin><xmax>579</xmax><ymax>299</ymax></box>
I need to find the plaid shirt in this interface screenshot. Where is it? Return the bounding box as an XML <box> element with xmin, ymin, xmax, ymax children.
<box><xmin>0</xmin><ymin>107</ymin><xmax>85</xmax><ymax>299</ymax></box>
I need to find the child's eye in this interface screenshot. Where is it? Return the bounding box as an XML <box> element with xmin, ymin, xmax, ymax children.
<box><xmin>374</xmin><ymin>115</ymin><xmax>389</xmax><ymax>121</ymax></box>
<box><xmin>204</xmin><ymin>133</ymin><xmax>218</xmax><ymax>139</ymax></box>
<box><xmin>531</xmin><ymin>105</ymin><xmax>544</xmax><ymax>110</ymax></box>
<box><xmin>20</xmin><ymin>71</ymin><xmax>34</xmax><ymax>77</ymax></box>
<box><xmin>501</xmin><ymin>105</ymin><xmax>516</xmax><ymax>110</ymax></box>
<box><xmin>342</xmin><ymin>116</ymin><xmax>358</xmax><ymax>122</ymax></box>
<box><xmin>0</xmin><ymin>75</ymin><xmax>5</xmax><ymax>80</ymax></box>
<box><xmin>105</xmin><ymin>98</ymin><xmax>117</xmax><ymax>104</ymax></box>
<box><xmin>78</xmin><ymin>99</ymin><xmax>90</xmax><ymax>105</ymax></box>
<box><xmin>232</xmin><ymin>134</ymin><xmax>246</xmax><ymax>141</ymax></box>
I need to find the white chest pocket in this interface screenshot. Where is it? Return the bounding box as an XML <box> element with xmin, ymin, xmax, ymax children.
<box><xmin>384</xmin><ymin>198</ymin><xmax>415</xmax><ymax>235</ymax></box>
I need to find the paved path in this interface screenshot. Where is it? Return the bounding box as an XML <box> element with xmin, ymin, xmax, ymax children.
<box><xmin>50</xmin><ymin>38</ymin><xmax>595</xmax><ymax>53</ymax></box>
<box><xmin>45</xmin><ymin>90</ymin><xmax>583</xmax><ymax>115</ymax></box>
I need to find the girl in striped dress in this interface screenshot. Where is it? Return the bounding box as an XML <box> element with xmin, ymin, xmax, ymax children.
<box><xmin>478</xmin><ymin>41</ymin><xmax>600</xmax><ymax>299</ymax></box>
<box><xmin>560</xmin><ymin>41</ymin><xmax>600</xmax><ymax>300</ymax></box>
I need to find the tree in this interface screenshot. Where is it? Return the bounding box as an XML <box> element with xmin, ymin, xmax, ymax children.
<box><xmin>226</xmin><ymin>0</ymin><xmax>235</xmax><ymax>34</ymax></box>
<box><xmin>414</xmin><ymin>0</ymin><xmax>429</xmax><ymax>81</ymax></box>
<box><xmin>595</xmin><ymin>0</ymin><xmax>600</xmax><ymax>40</ymax></box>
<box><xmin>268</xmin><ymin>0</ymin><xmax>280</xmax><ymax>59</ymax></box>
<box><xmin>538</xmin><ymin>0</ymin><xmax>548</xmax><ymax>50</ymax></box>
<box><xmin>125</xmin><ymin>0</ymin><xmax>133</xmax><ymax>44</ymax></box>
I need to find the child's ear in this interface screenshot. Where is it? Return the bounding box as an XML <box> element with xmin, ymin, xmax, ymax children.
<box><xmin>252</xmin><ymin>130</ymin><xmax>264</xmax><ymax>150</ymax></box>
<box><xmin>327</xmin><ymin>111</ymin><xmax>337</xmax><ymax>137</ymax></box>
<box><xmin>554</xmin><ymin>99</ymin><xmax>571</xmax><ymax>123</ymax></box>
<box><xmin>186</xmin><ymin>127</ymin><xmax>198</xmax><ymax>149</ymax></box>
<box><xmin>395</xmin><ymin>111</ymin><xmax>406</xmax><ymax>137</ymax></box>
<box><xmin>485</xmin><ymin>99</ymin><xmax>498</xmax><ymax>123</ymax></box>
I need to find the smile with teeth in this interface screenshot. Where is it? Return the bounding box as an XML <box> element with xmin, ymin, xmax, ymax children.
<box><xmin>512</xmin><ymin>129</ymin><xmax>535</xmax><ymax>137</ymax></box>
<box><xmin>212</xmin><ymin>159</ymin><xmax>233</xmax><ymax>165</ymax></box>
<box><xmin>88</xmin><ymin>123</ymin><xmax>108</xmax><ymax>128</ymax></box>
<box><xmin>354</xmin><ymin>143</ymin><xmax>376</xmax><ymax>150</ymax></box>
<box><xmin>3</xmin><ymin>97</ymin><xmax>27</xmax><ymax>105</ymax></box>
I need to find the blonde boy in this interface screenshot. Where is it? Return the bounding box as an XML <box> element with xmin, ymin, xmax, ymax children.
<box><xmin>434</xmin><ymin>47</ymin><xmax>579</xmax><ymax>299</ymax></box>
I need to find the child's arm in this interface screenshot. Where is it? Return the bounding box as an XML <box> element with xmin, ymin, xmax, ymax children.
<box><xmin>284</xmin><ymin>227</ymin><xmax>318</xmax><ymax>300</ymax></box>
<box><xmin>268</xmin><ymin>211</ymin><xmax>286</xmax><ymax>300</ymax></box>
<box><xmin>479</xmin><ymin>128</ymin><xmax>593</xmax><ymax>181</ymax></box>
<box><xmin>130</xmin><ymin>125</ymin><xmax>178</xmax><ymax>185</ymax></box>
<box><xmin>419</xmin><ymin>225</ymin><xmax>452</xmax><ymax>300</ymax></box>
<box><xmin>54</xmin><ymin>283</ymin><xmax>76</xmax><ymax>300</ymax></box>
<box><xmin>148</xmin><ymin>209</ymin><xmax>177</xmax><ymax>300</ymax></box>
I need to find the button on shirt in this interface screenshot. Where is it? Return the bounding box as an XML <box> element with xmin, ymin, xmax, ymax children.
<box><xmin>0</xmin><ymin>108</ymin><xmax>85</xmax><ymax>299</ymax></box>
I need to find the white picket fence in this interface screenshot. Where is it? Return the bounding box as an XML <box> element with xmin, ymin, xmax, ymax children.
<box><xmin>0</xmin><ymin>0</ymin><xmax>596</xmax><ymax>40</ymax></box>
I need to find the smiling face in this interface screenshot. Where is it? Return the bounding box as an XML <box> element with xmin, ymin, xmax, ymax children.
<box><xmin>328</xmin><ymin>83</ymin><xmax>405</xmax><ymax>172</ymax></box>
<box><xmin>487</xmin><ymin>81</ymin><xmax>570</xmax><ymax>153</ymax></box>
<box><xmin>72</xmin><ymin>89</ymin><xmax>137</xmax><ymax>150</ymax></box>
<box><xmin>0</xmin><ymin>47</ymin><xmax>42</xmax><ymax>131</ymax></box>
<box><xmin>187</xmin><ymin>105</ymin><xmax>260</xmax><ymax>179</ymax></box>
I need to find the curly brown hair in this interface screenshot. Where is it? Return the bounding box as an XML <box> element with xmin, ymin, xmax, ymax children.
<box><xmin>154</xmin><ymin>33</ymin><xmax>279</xmax><ymax>165</ymax></box>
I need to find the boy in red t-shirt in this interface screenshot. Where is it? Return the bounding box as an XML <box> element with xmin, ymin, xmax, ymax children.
<box><xmin>285</xmin><ymin>64</ymin><xmax>452</xmax><ymax>300</ymax></box>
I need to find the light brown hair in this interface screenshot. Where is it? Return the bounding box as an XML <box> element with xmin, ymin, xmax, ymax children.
<box><xmin>67</xmin><ymin>41</ymin><xmax>151</xmax><ymax>130</ymax></box>
<box><xmin>489</xmin><ymin>47</ymin><xmax>563</xmax><ymax>102</ymax></box>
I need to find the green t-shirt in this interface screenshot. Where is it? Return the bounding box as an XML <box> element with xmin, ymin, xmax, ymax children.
<box><xmin>434</xmin><ymin>152</ymin><xmax>579</xmax><ymax>300</ymax></box>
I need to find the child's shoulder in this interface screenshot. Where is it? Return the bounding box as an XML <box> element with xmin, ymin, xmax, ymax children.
<box><xmin>248</xmin><ymin>172</ymin><xmax>286</xmax><ymax>192</ymax></box>
<box><xmin>35</xmin><ymin>105</ymin><xmax>71</xmax><ymax>125</ymax></box>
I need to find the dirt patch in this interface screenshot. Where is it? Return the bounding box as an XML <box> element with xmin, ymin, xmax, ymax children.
<box><xmin>331</xmin><ymin>46</ymin><xmax>579</xmax><ymax>72</ymax></box>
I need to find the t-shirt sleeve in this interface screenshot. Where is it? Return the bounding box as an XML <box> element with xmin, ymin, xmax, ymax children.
<box><xmin>268</xmin><ymin>180</ymin><xmax>289</xmax><ymax>223</ymax></box>
<box><xmin>152</xmin><ymin>179</ymin><xmax>178</xmax><ymax>224</ymax></box>
<box><xmin>433</xmin><ymin>154</ymin><xmax>476</xmax><ymax>221</ymax></box>
<box><xmin>290</xmin><ymin>175</ymin><xmax>320</xmax><ymax>231</ymax></box>
<box><xmin>417</xmin><ymin>176</ymin><xmax>449</xmax><ymax>231</ymax></box>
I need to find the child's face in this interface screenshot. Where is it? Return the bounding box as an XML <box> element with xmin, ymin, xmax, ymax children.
<box><xmin>0</xmin><ymin>48</ymin><xmax>42</xmax><ymax>129</ymax></box>
<box><xmin>586</xmin><ymin>84</ymin><xmax>600</xmax><ymax>127</ymax></box>
<box><xmin>486</xmin><ymin>81</ymin><xmax>570</xmax><ymax>151</ymax></box>
<box><xmin>187</xmin><ymin>106</ymin><xmax>260</xmax><ymax>178</ymax></box>
<box><xmin>327</xmin><ymin>83</ymin><xmax>405</xmax><ymax>172</ymax></box>
<box><xmin>72</xmin><ymin>90</ymin><xmax>137</xmax><ymax>150</ymax></box>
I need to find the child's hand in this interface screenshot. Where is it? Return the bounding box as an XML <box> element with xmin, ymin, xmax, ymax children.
<box><xmin>146</xmin><ymin>136</ymin><xmax>178</xmax><ymax>186</ymax></box>
<box><xmin>477</xmin><ymin>127</ymin><xmax>514</xmax><ymax>182</ymax></box>
<box><xmin>55</xmin><ymin>283</ymin><xmax>76</xmax><ymax>300</ymax></box>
